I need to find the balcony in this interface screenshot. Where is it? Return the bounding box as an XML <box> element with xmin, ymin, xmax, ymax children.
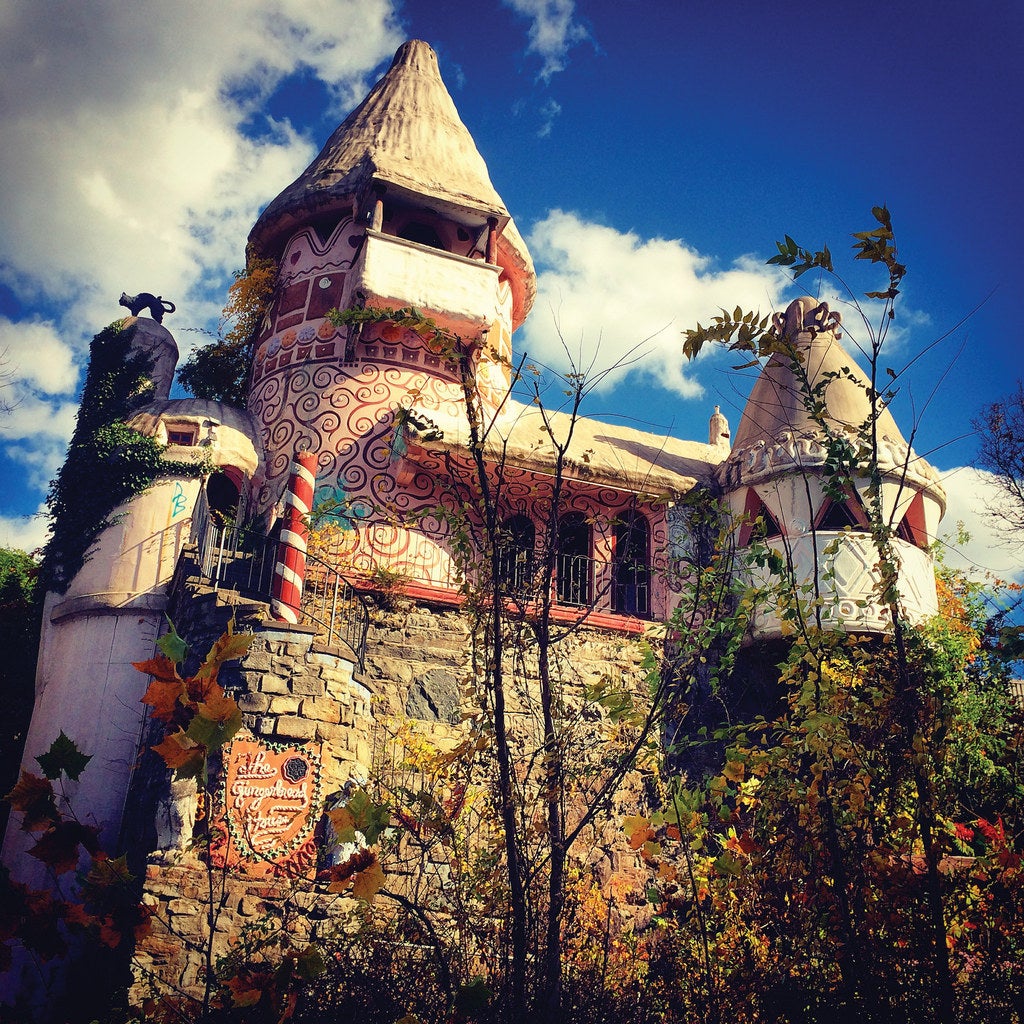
<box><xmin>740</xmin><ymin>531</ymin><xmax>938</xmax><ymax>639</ymax></box>
<box><xmin>352</xmin><ymin>229</ymin><xmax>504</xmax><ymax>335</ymax></box>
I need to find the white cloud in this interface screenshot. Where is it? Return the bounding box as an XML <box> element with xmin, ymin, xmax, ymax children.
<box><xmin>2</xmin><ymin>396</ymin><xmax>78</xmax><ymax>444</ymax></box>
<box><xmin>1</xmin><ymin>394</ymin><xmax>78</xmax><ymax>492</ymax></box>
<box><xmin>505</xmin><ymin>0</ymin><xmax>588</xmax><ymax>80</ymax></box>
<box><xmin>937</xmin><ymin>466</ymin><xmax>1024</xmax><ymax>582</ymax></box>
<box><xmin>537</xmin><ymin>97</ymin><xmax>562</xmax><ymax>138</ymax></box>
<box><xmin>0</xmin><ymin>505</ymin><xmax>50</xmax><ymax>555</ymax></box>
<box><xmin>0</xmin><ymin>1</ymin><xmax>402</xmax><ymax>327</ymax></box>
<box><xmin>520</xmin><ymin>210</ymin><xmax>789</xmax><ymax>399</ymax></box>
<box><xmin>0</xmin><ymin>318</ymin><xmax>78</xmax><ymax>394</ymax></box>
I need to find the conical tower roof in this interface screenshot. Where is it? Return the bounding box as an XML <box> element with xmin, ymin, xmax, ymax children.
<box><xmin>732</xmin><ymin>306</ymin><xmax>903</xmax><ymax>451</ymax></box>
<box><xmin>726</xmin><ymin>297</ymin><xmax>943</xmax><ymax>499</ymax></box>
<box><xmin>249</xmin><ymin>40</ymin><xmax>535</xmax><ymax>326</ymax></box>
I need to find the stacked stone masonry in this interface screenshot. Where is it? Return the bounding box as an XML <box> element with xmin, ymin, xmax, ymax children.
<box><xmin>132</xmin><ymin>574</ymin><xmax>655</xmax><ymax>1004</ymax></box>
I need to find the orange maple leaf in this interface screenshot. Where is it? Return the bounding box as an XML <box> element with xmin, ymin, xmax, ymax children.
<box><xmin>4</xmin><ymin>771</ymin><xmax>58</xmax><ymax>831</ymax></box>
<box><xmin>152</xmin><ymin>730</ymin><xmax>204</xmax><ymax>770</ymax></box>
<box><xmin>197</xmin><ymin>688</ymin><xmax>240</xmax><ymax>725</ymax></box>
<box><xmin>225</xmin><ymin>970</ymin><xmax>271</xmax><ymax>1008</ymax></box>
<box><xmin>350</xmin><ymin>858</ymin><xmax>386</xmax><ymax>903</ymax></box>
<box><xmin>28</xmin><ymin>821</ymin><xmax>101</xmax><ymax>875</ymax></box>
<box><xmin>185</xmin><ymin>672</ymin><xmax>221</xmax><ymax>704</ymax></box>
<box><xmin>323</xmin><ymin>848</ymin><xmax>375</xmax><ymax>892</ymax></box>
<box><xmin>62</xmin><ymin>902</ymin><xmax>95</xmax><ymax>930</ymax></box>
<box><xmin>141</xmin><ymin>677</ymin><xmax>187</xmax><ymax>723</ymax></box>
<box><xmin>193</xmin><ymin>629</ymin><xmax>255</xmax><ymax>686</ymax></box>
<box><xmin>133</xmin><ymin>654</ymin><xmax>180</xmax><ymax>683</ymax></box>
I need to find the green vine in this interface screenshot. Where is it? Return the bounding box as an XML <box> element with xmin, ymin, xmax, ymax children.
<box><xmin>42</xmin><ymin>320</ymin><xmax>203</xmax><ymax>593</ymax></box>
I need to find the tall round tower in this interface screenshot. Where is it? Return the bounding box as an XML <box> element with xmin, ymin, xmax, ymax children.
<box><xmin>245</xmin><ymin>40</ymin><xmax>535</xmax><ymax>584</ymax></box>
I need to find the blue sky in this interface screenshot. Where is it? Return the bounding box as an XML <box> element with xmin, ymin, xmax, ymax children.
<box><xmin>1</xmin><ymin>0</ymin><xmax>1021</xmax><ymax>580</ymax></box>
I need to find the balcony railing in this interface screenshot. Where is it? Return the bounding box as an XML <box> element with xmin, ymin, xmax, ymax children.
<box><xmin>556</xmin><ymin>552</ymin><xmax>593</xmax><ymax>607</ymax></box>
<box><xmin>739</xmin><ymin>531</ymin><xmax>938</xmax><ymax>639</ymax></box>
<box><xmin>353</xmin><ymin>229</ymin><xmax>503</xmax><ymax>335</ymax></box>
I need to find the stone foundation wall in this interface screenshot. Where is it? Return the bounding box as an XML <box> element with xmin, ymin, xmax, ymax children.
<box><xmin>132</xmin><ymin>570</ymin><xmax>657</xmax><ymax>1005</ymax></box>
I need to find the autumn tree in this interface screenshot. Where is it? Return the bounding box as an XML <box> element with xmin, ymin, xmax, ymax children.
<box><xmin>974</xmin><ymin>380</ymin><xmax>1024</xmax><ymax>535</ymax></box>
<box><xmin>0</xmin><ymin>548</ymin><xmax>42</xmax><ymax>839</ymax></box>
<box><xmin>324</xmin><ymin>304</ymin><xmax>744</xmax><ymax>1024</ymax></box>
<box><xmin>178</xmin><ymin>256</ymin><xmax>276</xmax><ymax>406</ymax></box>
<box><xmin>630</xmin><ymin>208</ymin><xmax>1024</xmax><ymax>1024</ymax></box>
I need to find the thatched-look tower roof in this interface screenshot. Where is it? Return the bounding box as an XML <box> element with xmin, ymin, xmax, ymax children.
<box><xmin>249</xmin><ymin>40</ymin><xmax>535</xmax><ymax>327</ymax></box>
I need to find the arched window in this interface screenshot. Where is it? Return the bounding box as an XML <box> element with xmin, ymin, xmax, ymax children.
<box><xmin>398</xmin><ymin>221</ymin><xmax>446</xmax><ymax>250</ymax></box>
<box><xmin>556</xmin><ymin>512</ymin><xmax>592</xmax><ymax>607</ymax></box>
<box><xmin>612</xmin><ymin>511</ymin><xmax>651</xmax><ymax>618</ymax></box>
<box><xmin>497</xmin><ymin>515</ymin><xmax>534</xmax><ymax>594</ymax></box>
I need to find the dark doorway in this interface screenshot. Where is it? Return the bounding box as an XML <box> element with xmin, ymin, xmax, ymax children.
<box><xmin>206</xmin><ymin>472</ymin><xmax>240</xmax><ymax>525</ymax></box>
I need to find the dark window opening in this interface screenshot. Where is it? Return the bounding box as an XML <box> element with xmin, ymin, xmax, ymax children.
<box><xmin>309</xmin><ymin>212</ymin><xmax>343</xmax><ymax>247</ymax></box>
<box><xmin>896</xmin><ymin>517</ymin><xmax>915</xmax><ymax>543</ymax></box>
<box><xmin>556</xmin><ymin>512</ymin><xmax>592</xmax><ymax>607</ymax></box>
<box><xmin>496</xmin><ymin>515</ymin><xmax>535</xmax><ymax>595</ymax></box>
<box><xmin>612</xmin><ymin>512</ymin><xmax>651</xmax><ymax>618</ymax></box>
<box><xmin>752</xmin><ymin>503</ymin><xmax>782</xmax><ymax>540</ymax></box>
<box><xmin>739</xmin><ymin>488</ymin><xmax>783</xmax><ymax>546</ymax></box>
<box><xmin>207</xmin><ymin>472</ymin><xmax>240</xmax><ymax>526</ymax></box>
<box><xmin>398</xmin><ymin>221</ymin><xmax>446</xmax><ymax>250</ymax></box>
<box><xmin>895</xmin><ymin>491</ymin><xmax>929</xmax><ymax>548</ymax></box>
<box><xmin>816</xmin><ymin>494</ymin><xmax>869</xmax><ymax>532</ymax></box>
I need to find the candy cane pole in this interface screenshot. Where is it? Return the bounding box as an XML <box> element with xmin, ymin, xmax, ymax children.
<box><xmin>271</xmin><ymin>450</ymin><xmax>317</xmax><ymax>623</ymax></box>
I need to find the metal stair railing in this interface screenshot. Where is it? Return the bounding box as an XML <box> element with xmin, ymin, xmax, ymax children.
<box><xmin>298</xmin><ymin>551</ymin><xmax>371</xmax><ymax>670</ymax></box>
<box><xmin>190</xmin><ymin>509</ymin><xmax>369</xmax><ymax>671</ymax></box>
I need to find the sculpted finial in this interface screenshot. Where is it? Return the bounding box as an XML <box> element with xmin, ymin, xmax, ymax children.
<box><xmin>708</xmin><ymin>405</ymin><xmax>731</xmax><ymax>447</ymax></box>
<box><xmin>771</xmin><ymin>296</ymin><xmax>841</xmax><ymax>342</ymax></box>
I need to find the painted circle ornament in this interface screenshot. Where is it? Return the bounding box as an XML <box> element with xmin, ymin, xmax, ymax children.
<box><xmin>282</xmin><ymin>755</ymin><xmax>310</xmax><ymax>784</ymax></box>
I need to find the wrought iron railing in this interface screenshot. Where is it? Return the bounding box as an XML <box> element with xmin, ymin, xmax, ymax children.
<box><xmin>190</xmin><ymin>500</ymin><xmax>369</xmax><ymax>670</ymax></box>
<box><xmin>556</xmin><ymin>553</ymin><xmax>593</xmax><ymax>607</ymax></box>
<box><xmin>300</xmin><ymin>551</ymin><xmax>370</xmax><ymax>669</ymax></box>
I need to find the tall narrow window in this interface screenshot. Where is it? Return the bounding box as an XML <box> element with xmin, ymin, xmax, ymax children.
<box><xmin>612</xmin><ymin>511</ymin><xmax>651</xmax><ymax>618</ymax></box>
<box><xmin>556</xmin><ymin>512</ymin><xmax>591</xmax><ymax>607</ymax></box>
<box><xmin>497</xmin><ymin>515</ymin><xmax>534</xmax><ymax>594</ymax></box>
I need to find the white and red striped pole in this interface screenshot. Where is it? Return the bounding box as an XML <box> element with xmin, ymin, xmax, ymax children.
<box><xmin>270</xmin><ymin>450</ymin><xmax>317</xmax><ymax>624</ymax></box>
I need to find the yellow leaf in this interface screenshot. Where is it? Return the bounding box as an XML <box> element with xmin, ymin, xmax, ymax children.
<box><xmin>350</xmin><ymin>859</ymin><xmax>386</xmax><ymax>903</ymax></box>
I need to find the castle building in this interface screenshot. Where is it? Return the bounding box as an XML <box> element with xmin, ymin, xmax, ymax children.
<box><xmin>2</xmin><ymin>40</ymin><xmax>945</xmax><ymax>1002</ymax></box>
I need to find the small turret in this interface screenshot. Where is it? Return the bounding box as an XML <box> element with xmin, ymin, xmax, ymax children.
<box><xmin>244</xmin><ymin>40</ymin><xmax>538</xmax><ymax>565</ymax></box>
<box><xmin>249</xmin><ymin>39</ymin><xmax>535</xmax><ymax>331</ymax></box>
<box><xmin>121</xmin><ymin>315</ymin><xmax>179</xmax><ymax>401</ymax></box>
<box><xmin>722</xmin><ymin>296</ymin><xmax>945</xmax><ymax>637</ymax></box>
